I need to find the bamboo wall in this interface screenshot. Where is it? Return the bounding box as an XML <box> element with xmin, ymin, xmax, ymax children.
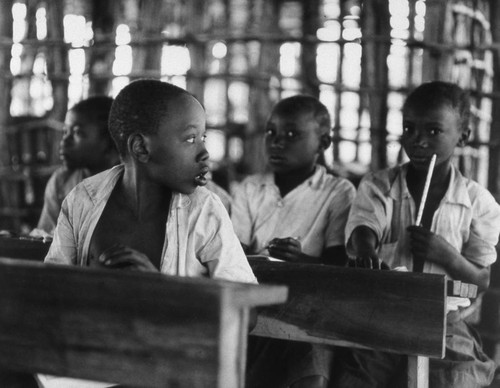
<box><xmin>0</xmin><ymin>0</ymin><xmax>499</xmax><ymax>231</ymax></box>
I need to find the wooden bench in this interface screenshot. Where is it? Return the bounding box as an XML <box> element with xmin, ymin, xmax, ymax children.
<box><xmin>0</xmin><ymin>235</ymin><xmax>51</xmax><ymax>261</ymax></box>
<box><xmin>248</xmin><ymin>259</ymin><xmax>476</xmax><ymax>388</ymax></box>
<box><xmin>0</xmin><ymin>258</ymin><xmax>288</xmax><ymax>388</ymax></box>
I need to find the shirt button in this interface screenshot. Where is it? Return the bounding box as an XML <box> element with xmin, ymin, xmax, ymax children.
<box><xmin>277</xmin><ymin>200</ymin><xmax>283</xmax><ymax>207</ymax></box>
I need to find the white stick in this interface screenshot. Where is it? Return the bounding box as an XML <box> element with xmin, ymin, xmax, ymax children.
<box><xmin>415</xmin><ymin>154</ymin><xmax>437</xmax><ymax>226</ymax></box>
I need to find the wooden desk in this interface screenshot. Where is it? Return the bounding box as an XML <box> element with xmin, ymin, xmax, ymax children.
<box><xmin>248</xmin><ymin>259</ymin><xmax>469</xmax><ymax>388</ymax></box>
<box><xmin>0</xmin><ymin>235</ymin><xmax>51</xmax><ymax>261</ymax></box>
<box><xmin>0</xmin><ymin>258</ymin><xmax>288</xmax><ymax>388</ymax></box>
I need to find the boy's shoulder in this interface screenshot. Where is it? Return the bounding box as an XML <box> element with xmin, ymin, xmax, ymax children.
<box><xmin>233</xmin><ymin>173</ymin><xmax>273</xmax><ymax>195</ymax></box>
<box><xmin>188</xmin><ymin>185</ymin><xmax>227</xmax><ymax>209</ymax></box>
<box><xmin>359</xmin><ymin>165</ymin><xmax>404</xmax><ymax>192</ymax></box>
<box><xmin>454</xmin><ymin>169</ymin><xmax>498</xmax><ymax>207</ymax></box>
<box><xmin>319</xmin><ymin>167</ymin><xmax>356</xmax><ymax>192</ymax></box>
<box><xmin>68</xmin><ymin>165</ymin><xmax>122</xmax><ymax>204</ymax></box>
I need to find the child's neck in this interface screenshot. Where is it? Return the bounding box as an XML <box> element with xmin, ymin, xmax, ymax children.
<box><xmin>120</xmin><ymin>166</ymin><xmax>171</xmax><ymax>220</ymax></box>
<box><xmin>406</xmin><ymin>162</ymin><xmax>451</xmax><ymax>225</ymax></box>
<box><xmin>274</xmin><ymin>165</ymin><xmax>316</xmax><ymax>197</ymax></box>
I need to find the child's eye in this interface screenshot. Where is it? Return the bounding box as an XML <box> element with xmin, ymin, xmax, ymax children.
<box><xmin>286</xmin><ymin>130</ymin><xmax>297</xmax><ymax>139</ymax></box>
<box><xmin>402</xmin><ymin>125</ymin><xmax>413</xmax><ymax>134</ymax></box>
<box><xmin>201</xmin><ymin>134</ymin><xmax>207</xmax><ymax>142</ymax></box>
<box><xmin>265</xmin><ymin>128</ymin><xmax>275</xmax><ymax>137</ymax></box>
<box><xmin>428</xmin><ymin>128</ymin><xmax>441</xmax><ymax>136</ymax></box>
<box><xmin>186</xmin><ymin>136</ymin><xmax>196</xmax><ymax>143</ymax></box>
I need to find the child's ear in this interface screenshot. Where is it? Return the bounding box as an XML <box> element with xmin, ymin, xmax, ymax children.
<box><xmin>457</xmin><ymin>128</ymin><xmax>471</xmax><ymax>147</ymax></box>
<box><xmin>128</xmin><ymin>133</ymin><xmax>150</xmax><ymax>163</ymax></box>
<box><xmin>319</xmin><ymin>133</ymin><xmax>332</xmax><ymax>151</ymax></box>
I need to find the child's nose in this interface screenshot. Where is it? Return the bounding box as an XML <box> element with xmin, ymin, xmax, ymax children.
<box><xmin>60</xmin><ymin>133</ymin><xmax>72</xmax><ymax>147</ymax></box>
<box><xmin>270</xmin><ymin>134</ymin><xmax>285</xmax><ymax>148</ymax></box>
<box><xmin>414</xmin><ymin>130</ymin><xmax>429</xmax><ymax>147</ymax></box>
<box><xmin>197</xmin><ymin>143</ymin><xmax>209</xmax><ymax>161</ymax></box>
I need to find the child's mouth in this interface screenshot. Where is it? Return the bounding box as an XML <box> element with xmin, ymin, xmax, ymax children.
<box><xmin>194</xmin><ymin>168</ymin><xmax>209</xmax><ymax>186</ymax></box>
<box><xmin>269</xmin><ymin>155</ymin><xmax>286</xmax><ymax>163</ymax></box>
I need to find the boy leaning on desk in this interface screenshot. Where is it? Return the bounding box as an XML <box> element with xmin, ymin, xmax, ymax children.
<box><xmin>38</xmin><ymin>80</ymin><xmax>257</xmax><ymax>388</ymax></box>
<box><xmin>334</xmin><ymin>81</ymin><xmax>500</xmax><ymax>388</ymax></box>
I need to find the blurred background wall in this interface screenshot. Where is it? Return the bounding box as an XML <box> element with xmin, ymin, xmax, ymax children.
<box><xmin>0</xmin><ymin>0</ymin><xmax>498</xmax><ymax>231</ymax></box>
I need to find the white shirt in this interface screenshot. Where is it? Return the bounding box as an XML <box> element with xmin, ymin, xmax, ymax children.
<box><xmin>45</xmin><ymin>165</ymin><xmax>257</xmax><ymax>284</ymax></box>
<box><xmin>231</xmin><ymin>165</ymin><xmax>356</xmax><ymax>258</ymax></box>
<box><xmin>346</xmin><ymin>163</ymin><xmax>500</xmax><ymax>276</ymax></box>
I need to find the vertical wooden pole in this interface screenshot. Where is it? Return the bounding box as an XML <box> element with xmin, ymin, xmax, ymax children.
<box><xmin>0</xmin><ymin>0</ymin><xmax>13</xmax><ymax>167</ymax></box>
<box><xmin>185</xmin><ymin>0</ymin><xmax>206</xmax><ymax>103</ymax></box>
<box><xmin>18</xmin><ymin>0</ymin><xmax>38</xmax><ymax>114</ymax></box>
<box><xmin>46</xmin><ymin>0</ymin><xmax>68</xmax><ymax>122</ymax></box>
<box><xmin>88</xmin><ymin>0</ymin><xmax>115</xmax><ymax>96</ymax></box>
<box><xmin>407</xmin><ymin>356</ymin><xmax>429</xmax><ymax>388</ymax></box>
<box><xmin>302</xmin><ymin>0</ymin><xmax>320</xmax><ymax>97</ymax></box>
<box><xmin>488</xmin><ymin>2</ymin><xmax>500</xmax><ymax>201</ymax></box>
<box><xmin>131</xmin><ymin>0</ymin><xmax>164</xmax><ymax>80</ymax></box>
<box><xmin>361</xmin><ymin>0</ymin><xmax>391</xmax><ymax>172</ymax></box>
<box><xmin>421</xmin><ymin>0</ymin><xmax>453</xmax><ymax>82</ymax></box>
<box><xmin>245</xmin><ymin>1</ymin><xmax>280</xmax><ymax>174</ymax></box>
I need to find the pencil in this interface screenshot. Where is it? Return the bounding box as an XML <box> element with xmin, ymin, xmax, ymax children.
<box><xmin>415</xmin><ymin>154</ymin><xmax>437</xmax><ymax>226</ymax></box>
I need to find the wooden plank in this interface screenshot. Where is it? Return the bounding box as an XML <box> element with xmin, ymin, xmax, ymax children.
<box><xmin>407</xmin><ymin>356</ymin><xmax>429</xmax><ymax>388</ymax></box>
<box><xmin>249</xmin><ymin>259</ymin><xmax>447</xmax><ymax>358</ymax></box>
<box><xmin>0</xmin><ymin>258</ymin><xmax>287</xmax><ymax>388</ymax></box>
<box><xmin>447</xmin><ymin>279</ymin><xmax>478</xmax><ymax>298</ymax></box>
<box><xmin>0</xmin><ymin>236</ymin><xmax>51</xmax><ymax>261</ymax></box>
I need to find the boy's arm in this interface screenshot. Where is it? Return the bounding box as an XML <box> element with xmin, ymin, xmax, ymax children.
<box><xmin>44</xmin><ymin>197</ymin><xmax>77</xmax><ymax>265</ymax></box>
<box><xmin>230</xmin><ymin>181</ymin><xmax>254</xmax><ymax>253</ymax></box>
<box><xmin>407</xmin><ymin>225</ymin><xmax>491</xmax><ymax>291</ymax></box>
<box><xmin>37</xmin><ymin>172</ymin><xmax>60</xmax><ymax>234</ymax></box>
<box><xmin>347</xmin><ymin>225</ymin><xmax>387</xmax><ymax>270</ymax></box>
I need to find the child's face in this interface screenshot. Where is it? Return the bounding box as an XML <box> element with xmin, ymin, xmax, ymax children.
<box><xmin>401</xmin><ymin>103</ymin><xmax>467</xmax><ymax>171</ymax></box>
<box><xmin>60</xmin><ymin>110</ymin><xmax>109</xmax><ymax>171</ymax></box>
<box><xmin>264</xmin><ymin>111</ymin><xmax>323</xmax><ymax>174</ymax></box>
<box><xmin>144</xmin><ymin>94</ymin><xmax>209</xmax><ymax>194</ymax></box>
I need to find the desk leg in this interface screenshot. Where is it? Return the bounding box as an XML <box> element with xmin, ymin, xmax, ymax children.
<box><xmin>407</xmin><ymin>356</ymin><xmax>429</xmax><ymax>388</ymax></box>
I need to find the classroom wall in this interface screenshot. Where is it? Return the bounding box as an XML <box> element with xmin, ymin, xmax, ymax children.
<box><xmin>0</xmin><ymin>0</ymin><xmax>499</xmax><ymax>231</ymax></box>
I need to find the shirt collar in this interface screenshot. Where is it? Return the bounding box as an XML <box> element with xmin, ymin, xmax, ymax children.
<box><xmin>83</xmin><ymin>164</ymin><xmax>192</xmax><ymax>208</ymax></box>
<box><xmin>388</xmin><ymin>163</ymin><xmax>471</xmax><ymax>208</ymax></box>
<box><xmin>261</xmin><ymin>164</ymin><xmax>327</xmax><ymax>190</ymax></box>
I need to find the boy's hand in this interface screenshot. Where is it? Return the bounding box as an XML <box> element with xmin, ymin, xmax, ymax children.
<box><xmin>349</xmin><ymin>251</ymin><xmax>389</xmax><ymax>270</ymax></box>
<box><xmin>98</xmin><ymin>244</ymin><xmax>158</xmax><ymax>272</ymax></box>
<box><xmin>407</xmin><ymin>225</ymin><xmax>458</xmax><ymax>266</ymax></box>
<box><xmin>267</xmin><ymin>237</ymin><xmax>303</xmax><ymax>262</ymax></box>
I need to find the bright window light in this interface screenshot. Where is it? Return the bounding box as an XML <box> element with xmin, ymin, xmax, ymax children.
<box><xmin>36</xmin><ymin>7</ymin><xmax>47</xmax><ymax>40</ymax></box>
<box><xmin>317</xmin><ymin>43</ymin><xmax>339</xmax><ymax>83</ymax></box>
<box><xmin>69</xmin><ymin>48</ymin><xmax>85</xmax><ymax>75</ymax></box>
<box><xmin>113</xmin><ymin>45</ymin><xmax>132</xmax><ymax>76</ymax></box>
<box><xmin>161</xmin><ymin>45</ymin><xmax>191</xmax><ymax>75</ymax></box>
<box><xmin>12</xmin><ymin>3</ymin><xmax>26</xmax><ymax>43</ymax></box>
<box><xmin>212</xmin><ymin>42</ymin><xmax>227</xmax><ymax>59</ymax></box>
<box><xmin>115</xmin><ymin>24</ymin><xmax>131</xmax><ymax>45</ymax></box>
<box><xmin>280</xmin><ymin>42</ymin><xmax>301</xmax><ymax>77</ymax></box>
<box><xmin>64</xmin><ymin>15</ymin><xmax>87</xmax><ymax>46</ymax></box>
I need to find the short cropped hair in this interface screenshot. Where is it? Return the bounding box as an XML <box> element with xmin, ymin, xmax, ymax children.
<box><xmin>271</xmin><ymin>95</ymin><xmax>331</xmax><ymax>134</ymax></box>
<box><xmin>70</xmin><ymin>96</ymin><xmax>114</xmax><ymax>143</ymax></box>
<box><xmin>403</xmin><ymin>81</ymin><xmax>470</xmax><ymax>132</ymax></box>
<box><xmin>108</xmin><ymin>79</ymin><xmax>192</xmax><ymax>156</ymax></box>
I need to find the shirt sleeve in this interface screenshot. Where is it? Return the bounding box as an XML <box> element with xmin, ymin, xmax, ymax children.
<box><xmin>44</xmin><ymin>195</ymin><xmax>77</xmax><ymax>266</ymax></box>
<box><xmin>325</xmin><ymin>179</ymin><xmax>356</xmax><ymax>248</ymax></box>
<box><xmin>199</xmin><ymin>194</ymin><xmax>258</xmax><ymax>284</ymax></box>
<box><xmin>37</xmin><ymin>172</ymin><xmax>61</xmax><ymax>234</ymax></box>
<box><xmin>230</xmin><ymin>180</ymin><xmax>254</xmax><ymax>248</ymax></box>
<box><xmin>345</xmin><ymin>174</ymin><xmax>390</xmax><ymax>254</ymax></box>
<box><xmin>462</xmin><ymin>188</ymin><xmax>500</xmax><ymax>267</ymax></box>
